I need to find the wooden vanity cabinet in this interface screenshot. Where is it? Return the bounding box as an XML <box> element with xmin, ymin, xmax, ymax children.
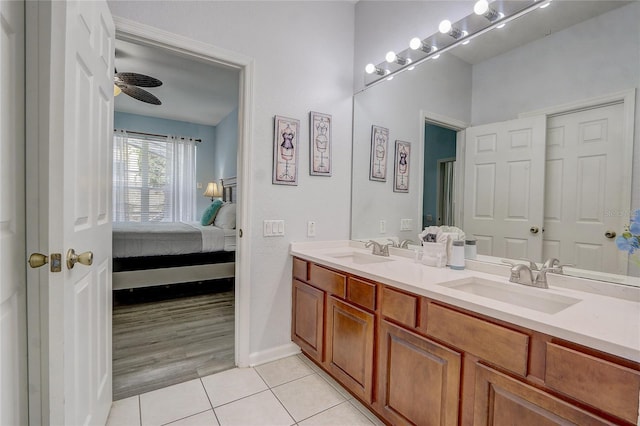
<box><xmin>474</xmin><ymin>364</ymin><xmax>615</xmax><ymax>426</ymax></box>
<box><xmin>291</xmin><ymin>279</ymin><xmax>324</xmax><ymax>363</ymax></box>
<box><xmin>326</xmin><ymin>295</ymin><xmax>375</xmax><ymax>403</ymax></box>
<box><xmin>291</xmin><ymin>258</ymin><xmax>377</xmax><ymax>403</ymax></box>
<box><xmin>377</xmin><ymin>319</ymin><xmax>461</xmax><ymax>426</ymax></box>
<box><xmin>291</xmin><ymin>257</ymin><xmax>640</xmax><ymax>425</ymax></box>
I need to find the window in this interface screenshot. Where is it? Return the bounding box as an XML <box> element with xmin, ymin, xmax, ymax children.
<box><xmin>113</xmin><ymin>131</ymin><xmax>196</xmax><ymax>222</ymax></box>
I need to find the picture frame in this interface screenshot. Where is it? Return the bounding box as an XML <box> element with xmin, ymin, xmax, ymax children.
<box><xmin>309</xmin><ymin>111</ymin><xmax>332</xmax><ymax>176</ymax></box>
<box><xmin>369</xmin><ymin>125</ymin><xmax>389</xmax><ymax>182</ymax></box>
<box><xmin>272</xmin><ymin>115</ymin><xmax>300</xmax><ymax>185</ymax></box>
<box><xmin>393</xmin><ymin>140</ymin><xmax>411</xmax><ymax>193</ymax></box>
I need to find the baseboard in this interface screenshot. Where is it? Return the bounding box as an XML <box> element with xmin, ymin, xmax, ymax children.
<box><xmin>248</xmin><ymin>342</ymin><xmax>301</xmax><ymax>367</ymax></box>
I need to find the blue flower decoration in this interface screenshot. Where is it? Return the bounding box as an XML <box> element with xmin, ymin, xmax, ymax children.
<box><xmin>617</xmin><ymin>209</ymin><xmax>640</xmax><ymax>256</ymax></box>
<box><xmin>616</xmin><ymin>235</ymin><xmax>639</xmax><ymax>254</ymax></box>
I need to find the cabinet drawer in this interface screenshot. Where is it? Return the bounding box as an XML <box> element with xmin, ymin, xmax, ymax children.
<box><xmin>381</xmin><ymin>287</ymin><xmax>418</xmax><ymax>328</ymax></box>
<box><xmin>426</xmin><ymin>304</ymin><xmax>529</xmax><ymax>376</ymax></box>
<box><xmin>347</xmin><ymin>277</ymin><xmax>376</xmax><ymax>311</ymax></box>
<box><xmin>293</xmin><ymin>258</ymin><xmax>308</xmax><ymax>281</ymax></box>
<box><xmin>545</xmin><ymin>342</ymin><xmax>640</xmax><ymax>424</ymax></box>
<box><xmin>309</xmin><ymin>263</ymin><xmax>346</xmax><ymax>297</ymax></box>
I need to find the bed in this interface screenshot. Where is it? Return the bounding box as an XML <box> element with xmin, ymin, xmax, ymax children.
<box><xmin>112</xmin><ymin>177</ymin><xmax>237</xmax><ymax>290</ymax></box>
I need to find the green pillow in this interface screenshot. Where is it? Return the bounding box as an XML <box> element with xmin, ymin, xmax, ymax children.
<box><xmin>200</xmin><ymin>199</ymin><xmax>224</xmax><ymax>226</ymax></box>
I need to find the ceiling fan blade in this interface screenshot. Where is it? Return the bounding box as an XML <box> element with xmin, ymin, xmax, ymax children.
<box><xmin>116</xmin><ymin>72</ymin><xmax>163</xmax><ymax>87</ymax></box>
<box><xmin>119</xmin><ymin>84</ymin><xmax>162</xmax><ymax>105</ymax></box>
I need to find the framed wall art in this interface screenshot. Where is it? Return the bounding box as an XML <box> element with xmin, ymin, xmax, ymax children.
<box><xmin>309</xmin><ymin>111</ymin><xmax>332</xmax><ymax>176</ymax></box>
<box><xmin>272</xmin><ymin>115</ymin><xmax>300</xmax><ymax>185</ymax></box>
<box><xmin>393</xmin><ymin>140</ymin><xmax>411</xmax><ymax>193</ymax></box>
<box><xmin>369</xmin><ymin>125</ymin><xmax>389</xmax><ymax>182</ymax></box>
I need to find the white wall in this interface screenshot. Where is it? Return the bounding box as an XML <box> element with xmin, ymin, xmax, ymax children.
<box><xmin>354</xmin><ymin>1</ymin><xmax>473</xmax><ymax>92</ymax></box>
<box><xmin>214</xmin><ymin>107</ymin><xmax>238</xmax><ymax>184</ymax></box>
<box><xmin>471</xmin><ymin>3</ymin><xmax>640</xmax><ymax>211</ymax></box>
<box><xmin>352</xmin><ymin>54</ymin><xmax>472</xmax><ymax>241</ymax></box>
<box><xmin>108</xmin><ymin>1</ymin><xmax>355</xmax><ymax>361</ymax></box>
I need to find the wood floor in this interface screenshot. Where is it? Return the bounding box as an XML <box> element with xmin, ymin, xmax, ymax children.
<box><xmin>112</xmin><ymin>280</ymin><xmax>235</xmax><ymax>401</ymax></box>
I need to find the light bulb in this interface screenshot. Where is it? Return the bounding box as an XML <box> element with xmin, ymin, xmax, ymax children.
<box><xmin>439</xmin><ymin>20</ymin><xmax>452</xmax><ymax>34</ymax></box>
<box><xmin>474</xmin><ymin>0</ymin><xmax>489</xmax><ymax>15</ymax></box>
<box><xmin>409</xmin><ymin>37</ymin><xmax>422</xmax><ymax>50</ymax></box>
<box><xmin>365</xmin><ymin>63</ymin><xmax>376</xmax><ymax>74</ymax></box>
<box><xmin>385</xmin><ymin>51</ymin><xmax>397</xmax><ymax>63</ymax></box>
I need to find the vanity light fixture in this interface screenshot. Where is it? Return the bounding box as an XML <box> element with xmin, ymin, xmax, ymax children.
<box><xmin>364</xmin><ymin>0</ymin><xmax>544</xmax><ymax>87</ymax></box>
<box><xmin>385</xmin><ymin>51</ymin><xmax>409</xmax><ymax>66</ymax></box>
<box><xmin>409</xmin><ymin>37</ymin><xmax>435</xmax><ymax>54</ymax></box>
<box><xmin>439</xmin><ymin>19</ymin><xmax>464</xmax><ymax>39</ymax></box>
<box><xmin>474</xmin><ymin>0</ymin><xmax>501</xmax><ymax>21</ymax></box>
<box><xmin>365</xmin><ymin>63</ymin><xmax>386</xmax><ymax>76</ymax></box>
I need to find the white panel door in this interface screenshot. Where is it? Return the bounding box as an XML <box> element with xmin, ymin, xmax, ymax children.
<box><xmin>543</xmin><ymin>103</ymin><xmax>627</xmax><ymax>274</ymax></box>
<box><xmin>44</xmin><ymin>1</ymin><xmax>115</xmax><ymax>424</ymax></box>
<box><xmin>0</xmin><ymin>0</ymin><xmax>27</xmax><ymax>424</ymax></box>
<box><xmin>464</xmin><ymin>116</ymin><xmax>546</xmax><ymax>261</ymax></box>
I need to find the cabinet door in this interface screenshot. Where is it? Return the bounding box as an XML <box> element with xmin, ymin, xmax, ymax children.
<box><xmin>292</xmin><ymin>279</ymin><xmax>324</xmax><ymax>363</ymax></box>
<box><xmin>326</xmin><ymin>296</ymin><xmax>375</xmax><ymax>403</ymax></box>
<box><xmin>474</xmin><ymin>364</ymin><xmax>615</xmax><ymax>426</ymax></box>
<box><xmin>378</xmin><ymin>320</ymin><xmax>461</xmax><ymax>426</ymax></box>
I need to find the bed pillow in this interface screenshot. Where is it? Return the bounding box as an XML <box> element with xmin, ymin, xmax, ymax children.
<box><xmin>213</xmin><ymin>203</ymin><xmax>236</xmax><ymax>229</ymax></box>
<box><xmin>200</xmin><ymin>199</ymin><xmax>224</xmax><ymax>226</ymax></box>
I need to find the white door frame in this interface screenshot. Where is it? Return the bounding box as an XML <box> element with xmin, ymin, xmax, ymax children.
<box><xmin>418</xmin><ymin>110</ymin><xmax>468</xmax><ymax>229</ymax></box>
<box><xmin>24</xmin><ymin>15</ymin><xmax>254</xmax><ymax>423</ymax></box>
<box><xmin>113</xmin><ymin>17</ymin><xmax>254</xmax><ymax>369</ymax></box>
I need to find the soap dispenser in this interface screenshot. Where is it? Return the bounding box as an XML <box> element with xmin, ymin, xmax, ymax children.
<box><xmin>450</xmin><ymin>240</ymin><xmax>465</xmax><ymax>270</ymax></box>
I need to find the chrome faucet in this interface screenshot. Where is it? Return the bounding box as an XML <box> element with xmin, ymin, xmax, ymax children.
<box><xmin>400</xmin><ymin>239</ymin><xmax>415</xmax><ymax>249</ymax></box>
<box><xmin>365</xmin><ymin>240</ymin><xmax>390</xmax><ymax>257</ymax></box>
<box><xmin>502</xmin><ymin>260</ymin><xmax>539</xmax><ymax>288</ymax></box>
<box><xmin>534</xmin><ymin>258</ymin><xmax>572</xmax><ymax>288</ymax></box>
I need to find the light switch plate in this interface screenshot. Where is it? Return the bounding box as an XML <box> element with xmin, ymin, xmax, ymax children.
<box><xmin>263</xmin><ymin>220</ymin><xmax>285</xmax><ymax>237</ymax></box>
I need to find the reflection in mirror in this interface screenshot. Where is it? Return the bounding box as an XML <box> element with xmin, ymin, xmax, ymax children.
<box><xmin>351</xmin><ymin>1</ymin><xmax>640</xmax><ymax>283</ymax></box>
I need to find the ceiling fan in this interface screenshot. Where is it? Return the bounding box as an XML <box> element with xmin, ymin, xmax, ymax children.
<box><xmin>113</xmin><ymin>70</ymin><xmax>163</xmax><ymax>105</ymax></box>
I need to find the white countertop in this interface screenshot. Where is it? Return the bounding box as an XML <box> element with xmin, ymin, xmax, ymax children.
<box><xmin>290</xmin><ymin>240</ymin><xmax>640</xmax><ymax>363</ymax></box>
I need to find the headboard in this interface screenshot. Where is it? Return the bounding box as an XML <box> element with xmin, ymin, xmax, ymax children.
<box><xmin>220</xmin><ymin>177</ymin><xmax>237</xmax><ymax>203</ymax></box>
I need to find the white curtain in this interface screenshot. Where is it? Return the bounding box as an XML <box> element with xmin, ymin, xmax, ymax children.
<box><xmin>113</xmin><ymin>130</ymin><xmax>197</xmax><ymax>222</ymax></box>
<box><xmin>167</xmin><ymin>135</ymin><xmax>197</xmax><ymax>222</ymax></box>
<box><xmin>113</xmin><ymin>130</ymin><xmax>129</xmax><ymax>222</ymax></box>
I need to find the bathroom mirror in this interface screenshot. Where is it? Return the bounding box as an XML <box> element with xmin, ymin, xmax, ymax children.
<box><xmin>351</xmin><ymin>1</ymin><xmax>640</xmax><ymax>284</ymax></box>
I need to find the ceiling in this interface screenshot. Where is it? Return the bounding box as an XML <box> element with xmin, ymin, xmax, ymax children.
<box><xmin>114</xmin><ymin>0</ymin><xmax>629</xmax><ymax>123</ymax></box>
<box><xmin>114</xmin><ymin>39</ymin><xmax>240</xmax><ymax>127</ymax></box>
<box><xmin>449</xmin><ymin>0</ymin><xmax>631</xmax><ymax>65</ymax></box>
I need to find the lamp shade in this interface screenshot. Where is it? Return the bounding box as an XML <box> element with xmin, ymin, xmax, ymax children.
<box><xmin>204</xmin><ymin>182</ymin><xmax>222</xmax><ymax>200</ymax></box>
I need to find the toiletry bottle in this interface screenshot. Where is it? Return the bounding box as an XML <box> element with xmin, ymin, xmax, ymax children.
<box><xmin>464</xmin><ymin>238</ymin><xmax>477</xmax><ymax>260</ymax></box>
<box><xmin>450</xmin><ymin>240</ymin><xmax>465</xmax><ymax>270</ymax></box>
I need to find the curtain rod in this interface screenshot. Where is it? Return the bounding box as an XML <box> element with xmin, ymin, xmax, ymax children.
<box><xmin>114</xmin><ymin>129</ymin><xmax>202</xmax><ymax>143</ymax></box>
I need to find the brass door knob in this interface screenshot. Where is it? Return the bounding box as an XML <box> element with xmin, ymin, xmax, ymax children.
<box><xmin>604</xmin><ymin>231</ymin><xmax>616</xmax><ymax>239</ymax></box>
<box><xmin>66</xmin><ymin>249</ymin><xmax>93</xmax><ymax>270</ymax></box>
<box><xmin>28</xmin><ymin>253</ymin><xmax>49</xmax><ymax>268</ymax></box>
<box><xmin>529</xmin><ymin>226</ymin><xmax>540</xmax><ymax>234</ymax></box>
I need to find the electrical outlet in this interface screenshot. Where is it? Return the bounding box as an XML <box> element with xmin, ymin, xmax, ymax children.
<box><xmin>400</xmin><ymin>218</ymin><xmax>413</xmax><ymax>231</ymax></box>
<box><xmin>307</xmin><ymin>221</ymin><xmax>316</xmax><ymax>237</ymax></box>
<box><xmin>196</xmin><ymin>182</ymin><xmax>203</xmax><ymax>189</ymax></box>
<box><xmin>379</xmin><ymin>220</ymin><xmax>386</xmax><ymax>233</ymax></box>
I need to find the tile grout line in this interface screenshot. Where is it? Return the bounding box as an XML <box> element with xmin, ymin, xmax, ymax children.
<box><xmin>198</xmin><ymin>377</ymin><xmax>222</xmax><ymax>425</ymax></box>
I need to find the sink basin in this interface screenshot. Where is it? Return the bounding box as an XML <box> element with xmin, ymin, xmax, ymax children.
<box><xmin>438</xmin><ymin>277</ymin><xmax>581</xmax><ymax>314</ymax></box>
<box><xmin>327</xmin><ymin>251</ymin><xmax>395</xmax><ymax>265</ymax></box>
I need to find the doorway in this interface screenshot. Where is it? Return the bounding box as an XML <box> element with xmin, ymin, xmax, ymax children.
<box><xmin>423</xmin><ymin>123</ymin><xmax>458</xmax><ymax>229</ymax></box>
<box><xmin>111</xmin><ymin>27</ymin><xmax>247</xmax><ymax>399</ymax></box>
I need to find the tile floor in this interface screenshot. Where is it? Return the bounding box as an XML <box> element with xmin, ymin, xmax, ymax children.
<box><xmin>106</xmin><ymin>353</ymin><xmax>385</xmax><ymax>426</ymax></box>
